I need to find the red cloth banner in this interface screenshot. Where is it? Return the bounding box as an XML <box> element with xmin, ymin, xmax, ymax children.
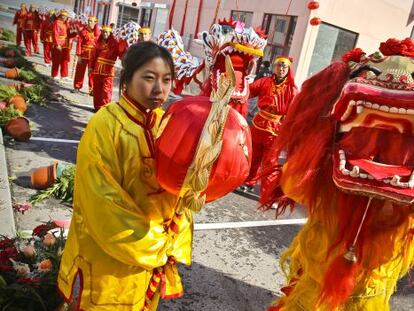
<box><xmin>194</xmin><ymin>0</ymin><xmax>203</xmax><ymax>37</ymax></box>
<box><xmin>180</xmin><ymin>0</ymin><xmax>190</xmax><ymax>36</ymax></box>
<box><xmin>168</xmin><ymin>0</ymin><xmax>177</xmax><ymax>29</ymax></box>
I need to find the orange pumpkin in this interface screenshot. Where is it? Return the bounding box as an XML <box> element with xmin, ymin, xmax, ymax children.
<box><xmin>156</xmin><ymin>96</ymin><xmax>252</xmax><ymax>202</ymax></box>
<box><xmin>5</xmin><ymin>67</ymin><xmax>19</xmax><ymax>79</ymax></box>
<box><xmin>4</xmin><ymin>117</ymin><xmax>31</xmax><ymax>142</ymax></box>
<box><xmin>8</xmin><ymin>95</ymin><xmax>27</xmax><ymax>113</ymax></box>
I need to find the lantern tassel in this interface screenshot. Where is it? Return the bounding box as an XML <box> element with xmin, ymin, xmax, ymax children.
<box><xmin>318</xmin><ymin>253</ymin><xmax>360</xmax><ymax>310</ymax></box>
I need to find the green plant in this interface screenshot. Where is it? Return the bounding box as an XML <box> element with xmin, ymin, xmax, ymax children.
<box><xmin>21</xmin><ymin>85</ymin><xmax>47</xmax><ymax>107</ymax></box>
<box><xmin>30</xmin><ymin>165</ymin><xmax>76</xmax><ymax>205</ymax></box>
<box><xmin>0</xmin><ymin>221</ymin><xmax>66</xmax><ymax>311</ymax></box>
<box><xmin>0</xmin><ymin>30</ymin><xmax>16</xmax><ymax>43</ymax></box>
<box><xmin>0</xmin><ymin>85</ymin><xmax>19</xmax><ymax>102</ymax></box>
<box><xmin>15</xmin><ymin>55</ymin><xmax>34</xmax><ymax>70</ymax></box>
<box><xmin>18</xmin><ymin>69</ymin><xmax>37</xmax><ymax>83</ymax></box>
<box><xmin>0</xmin><ymin>105</ymin><xmax>23</xmax><ymax>127</ymax></box>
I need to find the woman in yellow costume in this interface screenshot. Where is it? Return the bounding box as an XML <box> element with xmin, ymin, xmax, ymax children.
<box><xmin>58</xmin><ymin>42</ymin><xmax>193</xmax><ymax>310</ymax></box>
<box><xmin>262</xmin><ymin>38</ymin><xmax>414</xmax><ymax>310</ymax></box>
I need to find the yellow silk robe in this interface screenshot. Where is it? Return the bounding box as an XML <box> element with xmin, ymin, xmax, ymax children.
<box><xmin>58</xmin><ymin>96</ymin><xmax>193</xmax><ymax>310</ymax></box>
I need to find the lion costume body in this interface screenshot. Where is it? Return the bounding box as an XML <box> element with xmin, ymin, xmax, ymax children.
<box><xmin>263</xmin><ymin>38</ymin><xmax>414</xmax><ymax>310</ymax></box>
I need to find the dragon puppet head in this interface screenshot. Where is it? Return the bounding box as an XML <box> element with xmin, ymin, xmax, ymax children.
<box><xmin>200</xmin><ymin>18</ymin><xmax>267</xmax><ymax>102</ymax></box>
<box><xmin>157</xmin><ymin>19</ymin><xmax>267</xmax><ymax>101</ymax></box>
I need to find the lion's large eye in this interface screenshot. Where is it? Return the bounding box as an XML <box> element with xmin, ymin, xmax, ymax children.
<box><xmin>350</xmin><ymin>65</ymin><xmax>382</xmax><ymax>79</ymax></box>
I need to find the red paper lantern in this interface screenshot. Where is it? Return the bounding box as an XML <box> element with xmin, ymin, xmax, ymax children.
<box><xmin>310</xmin><ymin>17</ymin><xmax>321</xmax><ymax>26</ymax></box>
<box><xmin>307</xmin><ymin>1</ymin><xmax>320</xmax><ymax>10</ymax></box>
<box><xmin>156</xmin><ymin>96</ymin><xmax>252</xmax><ymax>202</ymax></box>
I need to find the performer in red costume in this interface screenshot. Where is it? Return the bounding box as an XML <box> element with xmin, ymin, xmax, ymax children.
<box><xmin>91</xmin><ymin>25</ymin><xmax>127</xmax><ymax>111</ymax></box>
<box><xmin>241</xmin><ymin>56</ymin><xmax>297</xmax><ymax>194</ymax></box>
<box><xmin>51</xmin><ymin>10</ymin><xmax>75</xmax><ymax>80</ymax></box>
<box><xmin>73</xmin><ymin>16</ymin><xmax>100</xmax><ymax>93</ymax></box>
<box><xmin>30</xmin><ymin>5</ymin><xmax>41</xmax><ymax>54</ymax></box>
<box><xmin>40</xmin><ymin>10</ymin><xmax>56</xmax><ymax>66</ymax></box>
<box><xmin>12</xmin><ymin>3</ymin><xmax>27</xmax><ymax>47</ymax></box>
<box><xmin>23</xmin><ymin>5</ymin><xmax>41</xmax><ymax>56</ymax></box>
<box><xmin>138</xmin><ymin>27</ymin><xmax>152</xmax><ymax>42</ymax></box>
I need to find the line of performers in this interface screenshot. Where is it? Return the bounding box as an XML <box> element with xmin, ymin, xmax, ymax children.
<box><xmin>13</xmin><ymin>3</ymin><xmax>152</xmax><ymax>111</ymax></box>
<box><xmin>13</xmin><ymin>2</ymin><xmax>295</xmax><ymax>198</ymax></box>
<box><xmin>13</xmin><ymin>3</ymin><xmax>293</xmax><ymax>196</ymax></box>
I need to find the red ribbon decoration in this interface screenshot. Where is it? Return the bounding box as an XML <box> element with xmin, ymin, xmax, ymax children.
<box><xmin>168</xmin><ymin>0</ymin><xmax>177</xmax><ymax>29</ymax></box>
<box><xmin>180</xmin><ymin>0</ymin><xmax>190</xmax><ymax>35</ymax></box>
<box><xmin>194</xmin><ymin>0</ymin><xmax>204</xmax><ymax>37</ymax></box>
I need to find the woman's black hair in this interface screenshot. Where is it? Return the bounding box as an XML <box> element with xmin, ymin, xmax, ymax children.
<box><xmin>119</xmin><ymin>41</ymin><xmax>175</xmax><ymax>95</ymax></box>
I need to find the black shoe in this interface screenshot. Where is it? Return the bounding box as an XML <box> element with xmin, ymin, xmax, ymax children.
<box><xmin>71</xmin><ymin>88</ymin><xmax>80</xmax><ymax>94</ymax></box>
<box><xmin>246</xmin><ymin>186</ymin><xmax>255</xmax><ymax>193</ymax></box>
<box><xmin>237</xmin><ymin>185</ymin><xmax>248</xmax><ymax>192</ymax></box>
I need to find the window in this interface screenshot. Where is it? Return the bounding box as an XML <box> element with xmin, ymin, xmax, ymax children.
<box><xmin>261</xmin><ymin>14</ymin><xmax>297</xmax><ymax>62</ymax></box>
<box><xmin>140</xmin><ymin>8</ymin><xmax>153</xmax><ymax>27</ymax></box>
<box><xmin>97</xmin><ymin>2</ymin><xmax>111</xmax><ymax>25</ymax></box>
<box><xmin>308</xmin><ymin>23</ymin><xmax>358</xmax><ymax>76</ymax></box>
<box><xmin>117</xmin><ymin>5</ymin><xmax>139</xmax><ymax>28</ymax></box>
<box><xmin>230</xmin><ymin>10</ymin><xmax>253</xmax><ymax>27</ymax></box>
<box><xmin>74</xmin><ymin>0</ymin><xmax>81</xmax><ymax>14</ymax></box>
<box><xmin>275</xmin><ymin>19</ymin><xmax>286</xmax><ymax>33</ymax></box>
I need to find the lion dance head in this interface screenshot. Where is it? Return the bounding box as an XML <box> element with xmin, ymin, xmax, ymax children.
<box><xmin>264</xmin><ymin>38</ymin><xmax>414</xmax><ymax>310</ymax></box>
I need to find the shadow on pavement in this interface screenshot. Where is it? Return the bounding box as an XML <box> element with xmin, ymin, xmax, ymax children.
<box><xmin>159</xmin><ymin>261</ymin><xmax>277</xmax><ymax>311</ymax></box>
<box><xmin>26</xmin><ymin>98</ymin><xmax>89</xmax><ymax>141</ymax></box>
<box><xmin>395</xmin><ymin>273</ymin><xmax>414</xmax><ymax>295</ymax></box>
<box><xmin>69</xmin><ymin>102</ymin><xmax>96</xmax><ymax>113</ymax></box>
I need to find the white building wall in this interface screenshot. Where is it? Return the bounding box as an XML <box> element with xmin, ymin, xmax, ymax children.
<box><xmin>107</xmin><ymin>0</ymin><xmax>414</xmax><ymax>85</ymax></box>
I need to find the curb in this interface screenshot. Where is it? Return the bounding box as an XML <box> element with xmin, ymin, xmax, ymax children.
<box><xmin>0</xmin><ymin>129</ymin><xmax>16</xmax><ymax>236</ymax></box>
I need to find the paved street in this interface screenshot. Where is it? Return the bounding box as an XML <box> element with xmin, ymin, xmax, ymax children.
<box><xmin>1</xmin><ymin>14</ymin><xmax>413</xmax><ymax>311</ymax></box>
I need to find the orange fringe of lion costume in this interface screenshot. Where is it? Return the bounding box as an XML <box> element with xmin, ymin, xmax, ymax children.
<box><xmin>262</xmin><ymin>38</ymin><xmax>414</xmax><ymax>311</ymax></box>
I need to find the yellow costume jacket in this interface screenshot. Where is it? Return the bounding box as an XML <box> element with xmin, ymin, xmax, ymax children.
<box><xmin>58</xmin><ymin>95</ymin><xmax>193</xmax><ymax>310</ymax></box>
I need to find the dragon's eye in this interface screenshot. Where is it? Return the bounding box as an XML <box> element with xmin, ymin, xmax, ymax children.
<box><xmin>222</xmin><ymin>25</ymin><xmax>233</xmax><ymax>34</ymax></box>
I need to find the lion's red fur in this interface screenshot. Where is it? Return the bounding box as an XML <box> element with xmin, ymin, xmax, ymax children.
<box><xmin>260</xmin><ymin>61</ymin><xmax>351</xmax><ymax>210</ymax></box>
